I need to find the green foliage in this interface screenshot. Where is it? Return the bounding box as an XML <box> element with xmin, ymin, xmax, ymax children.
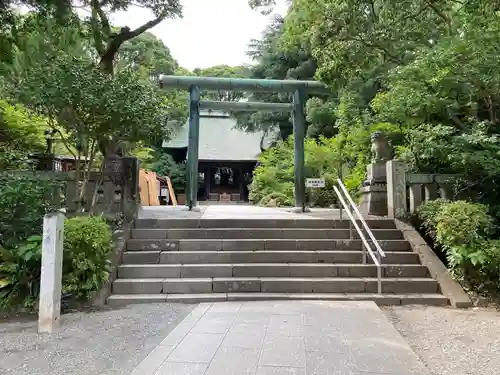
<box><xmin>250</xmin><ymin>136</ymin><xmax>341</xmax><ymax>207</ymax></box>
<box><xmin>152</xmin><ymin>153</ymin><xmax>186</xmax><ymax>193</ymax></box>
<box><xmin>117</xmin><ymin>31</ymin><xmax>179</xmax><ymax>77</ymax></box>
<box><xmin>63</xmin><ymin>215</ymin><xmax>113</xmax><ymax>300</ymax></box>
<box><xmin>258</xmin><ymin>192</ymin><xmax>293</xmax><ymax>207</ymax></box>
<box><xmin>0</xmin><ymin>99</ymin><xmax>47</xmax><ymax>169</ymax></box>
<box><xmin>0</xmin><ymin>235</ymin><xmax>43</xmax><ymax>311</ymax></box>
<box><xmin>418</xmin><ymin>199</ymin><xmax>500</xmax><ymax>291</ymax></box>
<box><xmin>18</xmin><ymin>55</ymin><xmax>173</xmax><ymax>152</ymax></box>
<box><xmin>0</xmin><ymin>215</ymin><xmax>114</xmax><ymax>312</ymax></box>
<box><xmin>237</xmin><ymin>15</ymin><xmax>320</xmax><ymax>138</ymax></box>
<box><xmin>0</xmin><ymin>175</ymin><xmax>65</xmax><ymax>248</ymax></box>
<box><xmin>417</xmin><ymin>198</ymin><xmax>450</xmax><ymax>240</ymax></box>
<box><xmin>435</xmin><ymin>202</ymin><xmax>493</xmax><ymax>249</ymax></box>
<box><xmin>194</xmin><ymin>65</ymin><xmax>250</xmax><ymax>102</ymax></box>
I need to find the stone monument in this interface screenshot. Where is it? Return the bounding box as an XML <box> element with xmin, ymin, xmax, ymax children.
<box><xmin>358</xmin><ymin>131</ymin><xmax>393</xmax><ymax>216</ymax></box>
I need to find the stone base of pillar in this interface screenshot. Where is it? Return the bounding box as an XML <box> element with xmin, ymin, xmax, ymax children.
<box><xmin>181</xmin><ymin>205</ymin><xmax>201</xmax><ymax>212</ymax></box>
<box><xmin>290</xmin><ymin>206</ymin><xmax>312</xmax><ymax>213</ymax></box>
<box><xmin>358</xmin><ymin>185</ymin><xmax>388</xmax><ymax>216</ymax></box>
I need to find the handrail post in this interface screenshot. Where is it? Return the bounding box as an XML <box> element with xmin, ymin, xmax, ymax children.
<box><xmin>376</xmin><ymin>251</ymin><xmax>382</xmax><ymax>294</ymax></box>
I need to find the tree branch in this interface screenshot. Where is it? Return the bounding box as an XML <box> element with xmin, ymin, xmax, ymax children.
<box><xmin>99</xmin><ymin>14</ymin><xmax>168</xmax><ymax>73</ymax></box>
<box><xmin>423</xmin><ymin>0</ymin><xmax>452</xmax><ymax>35</ymax></box>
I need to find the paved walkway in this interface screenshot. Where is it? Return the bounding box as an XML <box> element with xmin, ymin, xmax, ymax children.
<box><xmin>130</xmin><ymin>301</ymin><xmax>430</xmax><ymax>375</ymax></box>
<box><xmin>138</xmin><ymin>204</ymin><xmax>379</xmax><ymax>220</ymax></box>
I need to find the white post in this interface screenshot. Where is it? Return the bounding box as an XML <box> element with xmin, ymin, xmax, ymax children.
<box><xmin>38</xmin><ymin>211</ymin><xmax>65</xmax><ymax>333</ymax></box>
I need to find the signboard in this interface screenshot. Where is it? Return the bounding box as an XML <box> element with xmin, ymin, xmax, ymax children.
<box><xmin>306</xmin><ymin>178</ymin><xmax>325</xmax><ymax>188</ymax></box>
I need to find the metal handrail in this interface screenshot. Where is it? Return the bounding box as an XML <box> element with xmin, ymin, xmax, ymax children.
<box><xmin>333</xmin><ymin>187</ymin><xmax>380</xmax><ymax>267</ymax></box>
<box><xmin>337</xmin><ymin>179</ymin><xmax>386</xmax><ymax>258</ymax></box>
<box><xmin>333</xmin><ymin>183</ymin><xmax>384</xmax><ymax>294</ymax></box>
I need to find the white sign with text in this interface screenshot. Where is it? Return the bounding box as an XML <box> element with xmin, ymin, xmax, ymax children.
<box><xmin>305</xmin><ymin>178</ymin><xmax>326</xmax><ymax>188</ymax></box>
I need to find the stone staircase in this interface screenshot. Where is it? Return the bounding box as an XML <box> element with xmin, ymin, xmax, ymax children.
<box><xmin>107</xmin><ymin>218</ymin><xmax>449</xmax><ymax>306</ymax></box>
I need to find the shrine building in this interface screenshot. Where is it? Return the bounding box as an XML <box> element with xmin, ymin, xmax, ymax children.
<box><xmin>162</xmin><ymin>109</ymin><xmax>276</xmax><ymax>202</ymax></box>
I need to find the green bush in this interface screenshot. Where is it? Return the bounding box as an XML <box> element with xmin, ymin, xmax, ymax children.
<box><xmin>152</xmin><ymin>153</ymin><xmax>186</xmax><ymax>192</ymax></box>
<box><xmin>0</xmin><ymin>175</ymin><xmax>65</xmax><ymax>248</ymax></box>
<box><xmin>63</xmin><ymin>215</ymin><xmax>113</xmax><ymax>300</ymax></box>
<box><xmin>417</xmin><ymin>198</ymin><xmax>450</xmax><ymax>239</ymax></box>
<box><xmin>0</xmin><ymin>235</ymin><xmax>42</xmax><ymax>311</ymax></box>
<box><xmin>258</xmin><ymin>192</ymin><xmax>294</xmax><ymax>207</ymax></box>
<box><xmin>250</xmin><ymin>136</ymin><xmax>343</xmax><ymax>207</ymax></box>
<box><xmin>435</xmin><ymin>201</ymin><xmax>493</xmax><ymax>248</ymax></box>
<box><xmin>418</xmin><ymin>199</ymin><xmax>500</xmax><ymax>291</ymax></box>
<box><xmin>0</xmin><ymin>215</ymin><xmax>113</xmax><ymax>312</ymax></box>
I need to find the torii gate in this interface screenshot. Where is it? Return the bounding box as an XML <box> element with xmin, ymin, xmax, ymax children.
<box><xmin>159</xmin><ymin>75</ymin><xmax>330</xmax><ymax>212</ymax></box>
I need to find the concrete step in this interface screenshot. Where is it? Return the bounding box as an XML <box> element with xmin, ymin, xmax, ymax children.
<box><xmin>134</xmin><ymin>218</ymin><xmax>397</xmax><ymax>230</ymax></box>
<box><xmin>117</xmin><ymin>264</ymin><xmax>429</xmax><ymax>279</ymax></box>
<box><xmin>112</xmin><ymin>277</ymin><xmax>439</xmax><ymax>295</ymax></box>
<box><xmin>130</xmin><ymin>228</ymin><xmax>404</xmax><ymax>240</ymax></box>
<box><xmin>107</xmin><ymin>293</ymin><xmax>449</xmax><ymax>306</ymax></box>
<box><xmin>126</xmin><ymin>239</ymin><xmax>412</xmax><ymax>252</ymax></box>
<box><xmin>122</xmin><ymin>250</ymin><xmax>421</xmax><ymax>265</ymax></box>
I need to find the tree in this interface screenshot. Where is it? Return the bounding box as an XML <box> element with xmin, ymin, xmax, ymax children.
<box><xmin>82</xmin><ymin>0</ymin><xmax>182</xmax><ymax>74</ymax></box>
<box><xmin>193</xmin><ymin>65</ymin><xmax>250</xmax><ymax>101</ymax></box>
<box><xmin>237</xmin><ymin>14</ymin><xmax>320</xmax><ymax>138</ymax></box>
<box><xmin>116</xmin><ymin>31</ymin><xmax>178</xmax><ymax>77</ymax></box>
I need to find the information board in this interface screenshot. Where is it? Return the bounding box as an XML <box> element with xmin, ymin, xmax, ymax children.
<box><xmin>305</xmin><ymin>178</ymin><xmax>326</xmax><ymax>188</ymax></box>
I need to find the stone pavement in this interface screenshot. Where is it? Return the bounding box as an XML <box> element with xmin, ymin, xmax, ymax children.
<box><xmin>130</xmin><ymin>301</ymin><xmax>430</xmax><ymax>375</ymax></box>
<box><xmin>138</xmin><ymin>204</ymin><xmax>385</xmax><ymax>221</ymax></box>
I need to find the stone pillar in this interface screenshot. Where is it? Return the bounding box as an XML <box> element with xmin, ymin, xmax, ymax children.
<box><xmin>358</xmin><ymin>131</ymin><xmax>393</xmax><ymax>216</ymax></box>
<box><xmin>386</xmin><ymin>160</ymin><xmax>407</xmax><ymax>219</ymax></box>
<box><xmin>121</xmin><ymin>156</ymin><xmax>140</xmax><ymax>220</ymax></box>
<box><xmin>186</xmin><ymin>85</ymin><xmax>201</xmax><ymax>210</ymax></box>
<box><xmin>38</xmin><ymin>211</ymin><xmax>65</xmax><ymax>333</ymax></box>
<box><xmin>292</xmin><ymin>89</ymin><xmax>307</xmax><ymax>212</ymax></box>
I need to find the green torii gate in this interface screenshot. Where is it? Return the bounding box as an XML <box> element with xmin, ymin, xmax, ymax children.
<box><xmin>159</xmin><ymin>75</ymin><xmax>330</xmax><ymax>212</ymax></box>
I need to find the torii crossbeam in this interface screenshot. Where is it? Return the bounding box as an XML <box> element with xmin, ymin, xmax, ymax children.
<box><xmin>159</xmin><ymin>75</ymin><xmax>330</xmax><ymax>212</ymax></box>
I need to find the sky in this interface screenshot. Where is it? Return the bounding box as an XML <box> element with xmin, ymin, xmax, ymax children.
<box><xmin>110</xmin><ymin>0</ymin><xmax>289</xmax><ymax>71</ymax></box>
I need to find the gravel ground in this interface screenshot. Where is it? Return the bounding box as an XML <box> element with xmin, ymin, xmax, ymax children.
<box><xmin>384</xmin><ymin>305</ymin><xmax>500</xmax><ymax>375</ymax></box>
<box><xmin>0</xmin><ymin>303</ymin><xmax>195</xmax><ymax>375</ymax></box>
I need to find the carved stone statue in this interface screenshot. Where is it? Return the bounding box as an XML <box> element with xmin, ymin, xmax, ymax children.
<box><xmin>370</xmin><ymin>131</ymin><xmax>393</xmax><ymax>163</ymax></box>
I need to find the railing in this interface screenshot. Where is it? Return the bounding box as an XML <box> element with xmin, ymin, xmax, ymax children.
<box><xmin>333</xmin><ymin>178</ymin><xmax>386</xmax><ymax>294</ymax></box>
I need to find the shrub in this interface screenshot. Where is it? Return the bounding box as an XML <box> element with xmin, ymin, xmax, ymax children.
<box><xmin>0</xmin><ymin>235</ymin><xmax>42</xmax><ymax>311</ymax></box>
<box><xmin>435</xmin><ymin>201</ymin><xmax>493</xmax><ymax>247</ymax></box>
<box><xmin>0</xmin><ymin>215</ymin><xmax>114</xmax><ymax>312</ymax></box>
<box><xmin>152</xmin><ymin>153</ymin><xmax>186</xmax><ymax>192</ymax></box>
<box><xmin>0</xmin><ymin>175</ymin><xmax>65</xmax><ymax>248</ymax></box>
<box><xmin>259</xmin><ymin>192</ymin><xmax>294</xmax><ymax>207</ymax></box>
<box><xmin>418</xmin><ymin>199</ymin><xmax>500</xmax><ymax>291</ymax></box>
<box><xmin>250</xmin><ymin>136</ymin><xmax>343</xmax><ymax>208</ymax></box>
<box><xmin>63</xmin><ymin>215</ymin><xmax>113</xmax><ymax>300</ymax></box>
<box><xmin>417</xmin><ymin>198</ymin><xmax>450</xmax><ymax>240</ymax></box>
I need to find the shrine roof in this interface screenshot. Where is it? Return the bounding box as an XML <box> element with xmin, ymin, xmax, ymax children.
<box><xmin>162</xmin><ymin>110</ymin><xmax>277</xmax><ymax>162</ymax></box>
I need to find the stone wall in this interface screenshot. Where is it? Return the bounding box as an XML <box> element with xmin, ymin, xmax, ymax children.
<box><xmin>1</xmin><ymin>157</ymin><xmax>140</xmax><ymax>219</ymax></box>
